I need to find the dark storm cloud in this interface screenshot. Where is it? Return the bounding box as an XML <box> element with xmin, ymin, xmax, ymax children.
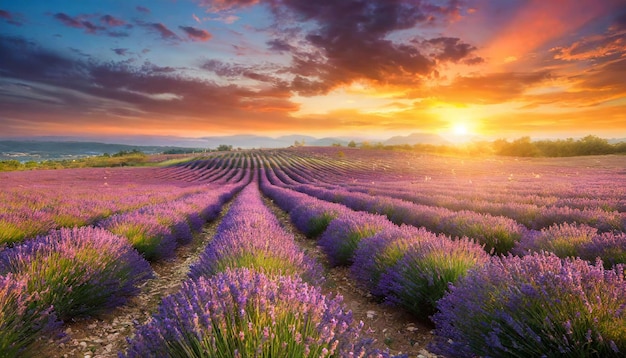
<box><xmin>179</xmin><ymin>26</ymin><xmax>212</xmax><ymax>41</ymax></box>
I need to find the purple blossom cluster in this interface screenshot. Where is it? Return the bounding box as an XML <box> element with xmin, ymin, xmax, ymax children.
<box><xmin>189</xmin><ymin>183</ymin><xmax>324</xmax><ymax>285</ymax></box>
<box><xmin>336</xmin><ymin>182</ymin><xmax>624</xmax><ymax>231</ymax></box>
<box><xmin>379</xmin><ymin>234</ymin><xmax>488</xmax><ymax>318</ymax></box>
<box><xmin>0</xmin><ymin>164</ymin><xmax>246</xmax><ymax>246</ymax></box>
<box><xmin>288</xmin><ymin>183</ymin><xmax>525</xmax><ymax>254</ymax></box>
<box><xmin>99</xmin><ymin>183</ymin><xmax>244</xmax><ymax>261</ymax></box>
<box><xmin>515</xmin><ymin>223</ymin><xmax>626</xmax><ymax>268</ymax></box>
<box><xmin>260</xmin><ymin>168</ymin><xmax>350</xmax><ymax>237</ymax></box>
<box><xmin>124</xmin><ymin>268</ymin><xmax>397</xmax><ymax>358</ymax></box>
<box><xmin>0</xmin><ymin>273</ymin><xmax>61</xmax><ymax>356</ymax></box>
<box><xmin>319</xmin><ymin>212</ymin><xmax>396</xmax><ymax>266</ymax></box>
<box><xmin>0</xmin><ymin>227</ymin><xmax>153</xmax><ymax>321</ymax></box>
<box><xmin>431</xmin><ymin>253</ymin><xmax>626</xmax><ymax>357</ymax></box>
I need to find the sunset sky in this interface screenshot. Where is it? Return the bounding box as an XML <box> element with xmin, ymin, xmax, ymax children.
<box><xmin>1</xmin><ymin>0</ymin><xmax>625</xmax><ymax>142</ymax></box>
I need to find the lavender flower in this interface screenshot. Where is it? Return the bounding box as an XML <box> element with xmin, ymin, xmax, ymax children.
<box><xmin>0</xmin><ymin>227</ymin><xmax>153</xmax><ymax>320</ymax></box>
<box><xmin>318</xmin><ymin>212</ymin><xmax>396</xmax><ymax>266</ymax></box>
<box><xmin>431</xmin><ymin>253</ymin><xmax>626</xmax><ymax>357</ymax></box>
<box><xmin>189</xmin><ymin>184</ymin><xmax>323</xmax><ymax>285</ymax></box>
<box><xmin>100</xmin><ymin>213</ymin><xmax>177</xmax><ymax>261</ymax></box>
<box><xmin>123</xmin><ymin>268</ymin><xmax>394</xmax><ymax>358</ymax></box>
<box><xmin>350</xmin><ymin>225</ymin><xmax>428</xmax><ymax>297</ymax></box>
<box><xmin>379</xmin><ymin>235</ymin><xmax>488</xmax><ymax>319</ymax></box>
<box><xmin>0</xmin><ymin>273</ymin><xmax>62</xmax><ymax>356</ymax></box>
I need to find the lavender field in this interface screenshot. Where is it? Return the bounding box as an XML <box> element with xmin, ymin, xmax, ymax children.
<box><xmin>1</xmin><ymin>148</ymin><xmax>626</xmax><ymax>357</ymax></box>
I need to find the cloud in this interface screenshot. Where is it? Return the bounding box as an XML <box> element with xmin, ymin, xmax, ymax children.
<box><xmin>550</xmin><ymin>13</ymin><xmax>626</xmax><ymax>62</ymax></box>
<box><xmin>136</xmin><ymin>6</ymin><xmax>150</xmax><ymax>14</ymax></box>
<box><xmin>266</xmin><ymin>39</ymin><xmax>292</xmax><ymax>53</ymax></box>
<box><xmin>434</xmin><ymin>71</ymin><xmax>552</xmax><ymax>104</ymax></box>
<box><xmin>53</xmin><ymin>12</ymin><xmax>132</xmax><ymax>36</ymax></box>
<box><xmin>112</xmin><ymin>48</ymin><xmax>128</xmax><ymax>56</ymax></box>
<box><xmin>141</xmin><ymin>22</ymin><xmax>180</xmax><ymax>41</ymax></box>
<box><xmin>200</xmin><ymin>0</ymin><xmax>260</xmax><ymax>12</ymax></box>
<box><xmin>198</xmin><ymin>0</ymin><xmax>470</xmax><ymax>95</ymax></box>
<box><xmin>424</xmin><ymin>37</ymin><xmax>483</xmax><ymax>63</ymax></box>
<box><xmin>179</xmin><ymin>26</ymin><xmax>212</xmax><ymax>41</ymax></box>
<box><xmin>53</xmin><ymin>13</ymin><xmax>105</xmax><ymax>34</ymax></box>
<box><xmin>100</xmin><ymin>14</ymin><xmax>126</xmax><ymax>27</ymax></box>
<box><xmin>0</xmin><ymin>9</ymin><xmax>25</xmax><ymax>26</ymax></box>
<box><xmin>0</xmin><ymin>35</ymin><xmax>302</xmax><ymax>136</ymax></box>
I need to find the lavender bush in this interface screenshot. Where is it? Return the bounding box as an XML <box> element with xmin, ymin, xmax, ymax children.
<box><xmin>100</xmin><ymin>213</ymin><xmax>177</xmax><ymax>261</ymax></box>
<box><xmin>437</xmin><ymin>211</ymin><xmax>525</xmax><ymax>254</ymax></box>
<box><xmin>0</xmin><ymin>274</ymin><xmax>61</xmax><ymax>356</ymax></box>
<box><xmin>290</xmin><ymin>202</ymin><xmax>347</xmax><ymax>237</ymax></box>
<box><xmin>350</xmin><ymin>225</ymin><xmax>429</xmax><ymax>297</ymax></box>
<box><xmin>514</xmin><ymin>222</ymin><xmax>598</xmax><ymax>258</ymax></box>
<box><xmin>318</xmin><ymin>212</ymin><xmax>396</xmax><ymax>266</ymax></box>
<box><xmin>580</xmin><ymin>231</ymin><xmax>626</xmax><ymax>268</ymax></box>
<box><xmin>0</xmin><ymin>227</ymin><xmax>153</xmax><ymax>320</ymax></box>
<box><xmin>189</xmin><ymin>184</ymin><xmax>323</xmax><ymax>285</ymax></box>
<box><xmin>431</xmin><ymin>253</ymin><xmax>626</xmax><ymax>357</ymax></box>
<box><xmin>123</xmin><ymin>269</ymin><xmax>394</xmax><ymax>358</ymax></box>
<box><xmin>380</xmin><ymin>236</ymin><xmax>488</xmax><ymax>318</ymax></box>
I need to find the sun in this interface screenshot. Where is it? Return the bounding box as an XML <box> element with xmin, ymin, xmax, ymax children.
<box><xmin>452</xmin><ymin>123</ymin><xmax>469</xmax><ymax>136</ymax></box>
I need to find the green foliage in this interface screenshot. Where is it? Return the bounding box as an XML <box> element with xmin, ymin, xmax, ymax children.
<box><xmin>347</xmin><ymin>140</ymin><xmax>357</xmax><ymax>148</ymax></box>
<box><xmin>495</xmin><ymin>135</ymin><xmax>623</xmax><ymax>157</ymax></box>
<box><xmin>216</xmin><ymin>144</ymin><xmax>233</xmax><ymax>151</ymax></box>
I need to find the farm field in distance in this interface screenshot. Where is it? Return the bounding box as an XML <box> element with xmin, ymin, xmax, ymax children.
<box><xmin>1</xmin><ymin>147</ymin><xmax>626</xmax><ymax>357</ymax></box>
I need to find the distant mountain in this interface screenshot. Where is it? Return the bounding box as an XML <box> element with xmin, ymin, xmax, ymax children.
<box><xmin>384</xmin><ymin>132</ymin><xmax>448</xmax><ymax>145</ymax></box>
<box><xmin>0</xmin><ymin>140</ymin><xmax>201</xmax><ymax>162</ymax></box>
<box><xmin>311</xmin><ymin>137</ymin><xmax>349</xmax><ymax>146</ymax></box>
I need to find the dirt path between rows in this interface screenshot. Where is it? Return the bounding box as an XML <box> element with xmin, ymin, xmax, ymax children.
<box><xmin>261</xmin><ymin>194</ymin><xmax>439</xmax><ymax>358</ymax></box>
<box><xmin>36</xmin><ymin>198</ymin><xmax>235</xmax><ymax>358</ymax></box>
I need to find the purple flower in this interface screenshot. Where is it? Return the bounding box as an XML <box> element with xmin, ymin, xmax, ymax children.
<box><xmin>430</xmin><ymin>253</ymin><xmax>626</xmax><ymax>357</ymax></box>
<box><xmin>0</xmin><ymin>227</ymin><xmax>153</xmax><ymax>320</ymax></box>
<box><xmin>123</xmin><ymin>268</ymin><xmax>393</xmax><ymax>357</ymax></box>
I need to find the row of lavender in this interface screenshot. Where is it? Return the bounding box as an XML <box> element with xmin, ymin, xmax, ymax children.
<box><xmin>122</xmin><ymin>173</ymin><xmax>397</xmax><ymax>357</ymax></box>
<box><xmin>264</xmin><ymin>154</ymin><xmax>626</xmax><ymax>267</ymax></box>
<box><xmin>0</xmin><ymin>161</ymin><xmax>251</xmax><ymax>354</ymax></box>
<box><xmin>259</xmin><ymin>153</ymin><xmax>626</xmax><ymax>357</ymax></box>
<box><xmin>0</xmin><ymin>154</ymin><xmax>254</xmax><ymax>246</ymax></box>
<box><xmin>270</xmin><ymin>151</ymin><xmax>625</xmax><ymax>231</ymax></box>
<box><xmin>276</xmin><ymin>148</ymin><xmax>625</xmax><ymax>207</ymax></box>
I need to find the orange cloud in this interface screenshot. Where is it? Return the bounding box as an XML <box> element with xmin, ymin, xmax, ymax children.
<box><xmin>483</xmin><ymin>0</ymin><xmax>613</xmax><ymax>65</ymax></box>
